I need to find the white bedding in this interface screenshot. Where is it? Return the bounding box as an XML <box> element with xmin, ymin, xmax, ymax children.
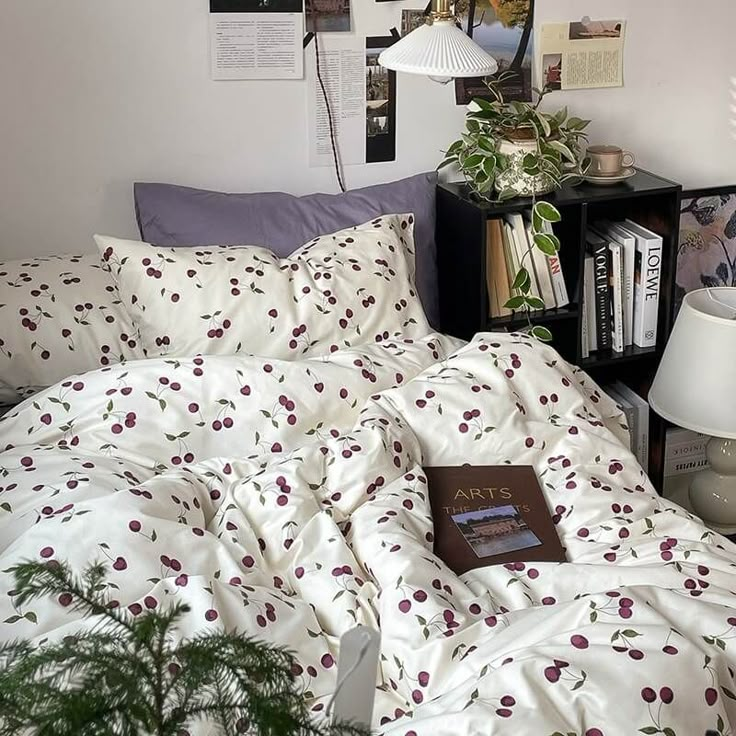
<box><xmin>1</xmin><ymin>332</ymin><xmax>735</xmax><ymax>734</ymax></box>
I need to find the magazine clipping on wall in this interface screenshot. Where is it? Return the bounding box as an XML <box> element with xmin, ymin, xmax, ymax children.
<box><xmin>209</xmin><ymin>0</ymin><xmax>304</xmax><ymax>80</ymax></box>
<box><xmin>539</xmin><ymin>18</ymin><xmax>626</xmax><ymax>91</ymax></box>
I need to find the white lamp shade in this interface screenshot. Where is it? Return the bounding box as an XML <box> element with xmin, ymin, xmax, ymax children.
<box><xmin>649</xmin><ymin>288</ymin><xmax>736</xmax><ymax>439</ymax></box>
<box><xmin>378</xmin><ymin>19</ymin><xmax>498</xmax><ymax>79</ymax></box>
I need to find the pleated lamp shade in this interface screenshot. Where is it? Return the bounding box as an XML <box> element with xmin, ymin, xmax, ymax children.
<box><xmin>378</xmin><ymin>19</ymin><xmax>498</xmax><ymax>79</ymax></box>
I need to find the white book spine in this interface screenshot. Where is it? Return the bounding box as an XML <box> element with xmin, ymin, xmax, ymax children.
<box><xmin>602</xmin><ymin>222</ymin><xmax>636</xmax><ymax>346</ymax></box>
<box><xmin>609</xmin><ymin>242</ymin><xmax>624</xmax><ymax>353</ymax></box>
<box><xmin>526</xmin><ymin>221</ymin><xmax>556</xmax><ymax>308</ymax></box>
<box><xmin>613</xmin><ymin>382</ymin><xmax>649</xmax><ymax>472</ymax></box>
<box><xmin>503</xmin><ymin>222</ymin><xmax>520</xmax><ymax>300</ymax></box>
<box><xmin>625</xmin><ymin>221</ymin><xmax>663</xmax><ymax>349</ymax></box>
<box><xmin>581</xmin><ymin>271</ymin><xmax>589</xmax><ymax>359</ymax></box>
<box><xmin>604</xmin><ymin>385</ymin><xmax>637</xmax><ymax>453</ymax></box>
<box><xmin>544</xmin><ymin>221</ymin><xmax>569</xmax><ymax>307</ymax></box>
<box><xmin>584</xmin><ymin>256</ymin><xmax>597</xmax><ymax>352</ymax></box>
<box><xmin>508</xmin><ymin>214</ymin><xmax>540</xmax><ymax>299</ymax></box>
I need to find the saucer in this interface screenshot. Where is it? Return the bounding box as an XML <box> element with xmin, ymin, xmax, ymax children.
<box><xmin>582</xmin><ymin>167</ymin><xmax>637</xmax><ymax>186</ymax></box>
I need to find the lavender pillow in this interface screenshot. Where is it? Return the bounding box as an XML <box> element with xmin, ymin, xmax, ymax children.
<box><xmin>134</xmin><ymin>173</ymin><xmax>439</xmax><ymax>327</ymax></box>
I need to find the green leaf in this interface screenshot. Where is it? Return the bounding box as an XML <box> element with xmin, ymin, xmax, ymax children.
<box><xmin>722</xmin><ymin>686</ymin><xmax>736</xmax><ymax>700</ymax></box>
<box><xmin>662</xmin><ymin>728</ymin><xmax>675</xmax><ymax>736</ymax></box>
<box><xmin>535</xmin><ymin>201</ymin><xmax>562</xmax><ymax>223</ymax></box>
<box><xmin>638</xmin><ymin>728</ymin><xmax>659</xmax><ymax>735</ymax></box>
<box><xmin>446</xmin><ymin>139</ymin><xmax>463</xmax><ymax>155</ymax></box>
<box><xmin>525</xmin><ymin>296</ymin><xmax>545</xmax><ymax>310</ymax></box>
<box><xmin>547</xmin><ymin>140</ymin><xmax>577</xmax><ymax>162</ymax></box>
<box><xmin>511</xmin><ymin>267</ymin><xmax>530</xmax><ymax>291</ymax></box>
<box><xmin>462</xmin><ymin>154</ymin><xmax>485</xmax><ymax>169</ymax></box>
<box><xmin>621</xmin><ymin>629</ymin><xmax>639</xmax><ymax>638</ymax></box>
<box><xmin>497</xmin><ymin>188</ymin><xmax>517</xmax><ymax>202</ymax></box>
<box><xmin>533</xmin><ymin>233</ymin><xmax>558</xmax><ymax>256</ymax></box>
<box><xmin>530</xmin><ymin>325</ymin><xmax>553</xmax><ymax>342</ymax></box>
<box><xmin>482</xmin><ymin>156</ymin><xmax>497</xmax><ymax>178</ymax></box>
<box><xmin>504</xmin><ymin>295</ymin><xmax>526</xmax><ymax>310</ymax></box>
<box><xmin>437</xmin><ymin>157</ymin><xmax>457</xmax><ymax>170</ymax></box>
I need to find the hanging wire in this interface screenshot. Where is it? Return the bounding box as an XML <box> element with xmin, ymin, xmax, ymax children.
<box><xmin>314</xmin><ymin>34</ymin><xmax>347</xmax><ymax>193</ymax></box>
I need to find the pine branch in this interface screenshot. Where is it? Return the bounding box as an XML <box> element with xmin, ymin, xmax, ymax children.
<box><xmin>0</xmin><ymin>561</ymin><xmax>371</xmax><ymax>736</ymax></box>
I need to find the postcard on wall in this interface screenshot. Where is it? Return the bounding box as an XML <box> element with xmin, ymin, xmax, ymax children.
<box><xmin>307</xmin><ymin>35</ymin><xmax>366</xmax><ymax>168</ymax></box>
<box><xmin>539</xmin><ymin>19</ymin><xmax>626</xmax><ymax>91</ymax></box>
<box><xmin>210</xmin><ymin>0</ymin><xmax>304</xmax><ymax>81</ymax></box>
<box><xmin>401</xmin><ymin>9</ymin><xmax>427</xmax><ymax>37</ymax></box>
<box><xmin>454</xmin><ymin>0</ymin><xmax>534</xmax><ymax>105</ymax></box>
<box><xmin>305</xmin><ymin>0</ymin><xmax>351</xmax><ymax>33</ymax></box>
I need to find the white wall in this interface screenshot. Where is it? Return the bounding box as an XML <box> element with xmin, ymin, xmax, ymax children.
<box><xmin>1</xmin><ymin>0</ymin><xmax>735</xmax><ymax>260</ymax></box>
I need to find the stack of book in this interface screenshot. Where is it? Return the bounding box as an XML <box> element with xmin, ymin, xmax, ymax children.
<box><xmin>603</xmin><ymin>381</ymin><xmax>650</xmax><ymax>472</ymax></box>
<box><xmin>663</xmin><ymin>427</ymin><xmax>709</xmax><ymax>497</ymax></box>
<box><xmin>582</xmin><ymin>219</ymin><xmax>663</xmax><ymax>358</ymax></box>
<box><xmin>485</xmin><ymin>213</ymin><xmax>569</xmax><ymax>319</ymax></box>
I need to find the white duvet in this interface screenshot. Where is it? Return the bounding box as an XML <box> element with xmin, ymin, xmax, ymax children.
<box><xmin>1</xmin><ymin>332</ymin><xmax>735</xmax><ymax>735</ymax></box>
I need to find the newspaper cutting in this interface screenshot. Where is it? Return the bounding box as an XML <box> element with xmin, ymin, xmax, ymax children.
<box><xmin>540</xmin><ymin>19</ymin><xmax>626</xmax><ymax>91</ymax></box>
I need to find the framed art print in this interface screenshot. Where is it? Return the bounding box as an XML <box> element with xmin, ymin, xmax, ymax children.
<box><xmin>676</xmin><ymin>186</ymin><xmax>736</xmax><ymax>314</ymax></box>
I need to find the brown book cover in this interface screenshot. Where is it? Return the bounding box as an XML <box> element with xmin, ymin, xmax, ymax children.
<box><xmin>487</xmin><ymin>219</ymin><xmax>512</xmax><ymax>317</ymax></box>
<box><xmin>425</xmin><ymin>465</ymin><xmax>566</xmax><ymax>575</ymax></box>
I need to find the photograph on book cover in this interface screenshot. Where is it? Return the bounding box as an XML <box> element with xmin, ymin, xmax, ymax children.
<box><xmin>305</xmin><ymin>0</ymin><xmax>351</xmax><ymax>33</ymax></box>
<box><xmin>676</xmin><ymin>187</ymin><xmax>736</xmax><ymax>315</ymax></box>
<box><xmin>454</xmin><ymin>0</ymin><xmax>534</xmax><ymax>105</ymax></box>
<box><xmin>451</xmin><ymin>505</ymin><xmax>541</xmax><ymax>559</ymax></box>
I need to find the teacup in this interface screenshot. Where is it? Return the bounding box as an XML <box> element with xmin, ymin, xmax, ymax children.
<box><xmin>586</xmin><ymin>145</ymin><xmax>635</xmax><ymax>177</ymax></box>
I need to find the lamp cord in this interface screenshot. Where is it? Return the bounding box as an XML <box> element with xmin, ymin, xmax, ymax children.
<box><xmin>314</xmin><ymin>34</ymin><xmax>347</xmax><ymax>193</ymax></box>
<box><xmin>324</xmin><ymin>631</ymin><xmax>372</xmax><ymax>719</ymax></box>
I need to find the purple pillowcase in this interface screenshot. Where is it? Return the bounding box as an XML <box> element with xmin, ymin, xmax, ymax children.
<box><xmin>134</xmin><ymin>172</ymin><xmax>439</xmax><ymax>327</ymax></box>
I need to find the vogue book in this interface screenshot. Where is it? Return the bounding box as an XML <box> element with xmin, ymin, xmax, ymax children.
<box><xmin>424</xmin><ymin>465</ymin><xmax>566</xmax><ymax>576</ymax></box>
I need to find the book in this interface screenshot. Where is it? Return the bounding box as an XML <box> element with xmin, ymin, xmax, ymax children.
<box><xmin>598</xmin><ymin>221</ymin><xmax>636</xmax><ymax>346</ymax></box>
<box><xmin>424</xmin><ymin>465</ymin><xmax>566</xmax><ymax>575</ymax></box>
<box><xmin>524</xmin><ymin>218</ymin><xmax>556</xmax><ymax>309</ymax></box>
<box><xmin>585</xmin><ymin>231</ymin><xmax>611</xmax><ymax>350</ymax></box>
<box><xmin>486</xmin><ymin>219</ymin><xmax>511</xmax><ymax>317</ymax></box>
<box><xmin>622</xmin><ymin>219</ymin><xmax>663</xmax><ymax>348</ymax></box>
<box><xmin>580</xmin><ymin>263</ymin><xmax>590</xmax><ymax>359</ymax></box>
<box><xmin>506</xmin><ymin>213</ymin><xmax>541</xmax><ymax>300</ymax></box>
<box><xmin>584</xmin><ymin>255</ymin><xmax>597</xmax><ymax>353</ymax></box>
<box><xmin>604</xmin><ymin>384</ymin><xmax>637</xmax><ymax>452</ymax></box>
<box><xmin>608</xmin><ymin>241</ymin><xmax>624</xmax><ymax>353</ymax></box>
<box><xmin>664</xmin><ymin>428</ymin><xmax>709</xmax><ymax>477</ymax></box>
<box><xmin>485</xmin><ymin>222</ymin><xmax>500</xmax><ymax>317</ymax></box>
<box><xmin>502</xmin><ymin>221</ymin><xmax>521</xmax><ymax>304</ymax></box>
<box><xmin>611</xmin><ymin>382</ymin><xmax>649</xmax><ymax>472</ymax></box>
<box><xmin>544</xmin><ymin>222</ymin><xmax>569</xmax><ymax>308</ymax></box>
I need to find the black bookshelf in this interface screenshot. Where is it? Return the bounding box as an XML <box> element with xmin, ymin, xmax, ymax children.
<box><xmin>435</xmin><ymin>168</ymin><xmax>682</xmax><ymax>492</ymax></box>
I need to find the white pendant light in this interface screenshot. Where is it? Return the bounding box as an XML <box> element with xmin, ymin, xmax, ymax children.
<box><xmin>378</xmin><ymin>0</ymin><xmax>498</xmax><ymax>81</ymax></box>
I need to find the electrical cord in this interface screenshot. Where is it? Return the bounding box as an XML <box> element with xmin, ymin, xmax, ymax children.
<box><xmin>324</xmin><ymin>630</ymin><xmax>373</xmax><ymax>719</ymax></box>
<box><xmin>314</xmin><ymin>33</ymin><xmax>347</xmax><ymax>193</ymax></box>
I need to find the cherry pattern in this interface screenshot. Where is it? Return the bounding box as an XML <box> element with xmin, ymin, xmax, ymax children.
<box><xmin>2</xmin><ymin>333</ymin><xmax>736</xmax><ymax>733</ymax></box>
<box><xmin>96</xmin><ymin>215</ymin><xmax>430</xmax><ymax>363</ymax></box>
<box><xmin>0</xmin><ymin>254</ymin><xmax>143</xmax><ymax>403</ymax></box>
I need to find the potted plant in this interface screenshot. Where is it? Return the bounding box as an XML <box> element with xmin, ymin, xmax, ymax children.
<box><xmin>440</xmin><ymin>76</ymin><xmax>590</xmax><ymax>339</ymax></box>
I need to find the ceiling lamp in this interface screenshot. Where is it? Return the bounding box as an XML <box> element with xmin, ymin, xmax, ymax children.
<box><xmin>378</xmin><ymin>0</ymin><xmax>498</xmax><ymax>83</ymax></box>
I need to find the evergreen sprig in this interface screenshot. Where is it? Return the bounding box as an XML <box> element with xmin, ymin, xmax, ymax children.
<box><xmin>0</xmin><ymin>561</ymin><xmax>369</xmax><ymax>736</ymax></box>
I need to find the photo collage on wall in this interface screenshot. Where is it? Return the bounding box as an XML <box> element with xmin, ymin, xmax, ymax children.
<box><xmin>366</xmin><ymin>37</ymin><xmax>397</xmax><ymax>163</ymax></box>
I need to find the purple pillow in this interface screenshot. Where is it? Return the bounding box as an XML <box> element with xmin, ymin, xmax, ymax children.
<box><xmin>134</xmin><ymin>173</ymin><xmax>439</xmax><ymax>327</ymax></box>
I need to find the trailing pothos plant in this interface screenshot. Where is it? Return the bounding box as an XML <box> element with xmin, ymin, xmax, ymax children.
<box><xmin>440</xmin><ymin>74</ymin><xmax>591</xmax><ymax>341</ymax></box>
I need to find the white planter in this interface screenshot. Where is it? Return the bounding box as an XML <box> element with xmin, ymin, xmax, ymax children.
<box><xmin>494</xmin><ymin>138</ymin><xmax>555</xmax><ymax>197</ymax></box>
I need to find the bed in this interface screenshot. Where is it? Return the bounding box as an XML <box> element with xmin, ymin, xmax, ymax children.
<box><xmin>1</xmin><ymin>184</ymin><xmax>735</xmax><ymax>735</ymax></box>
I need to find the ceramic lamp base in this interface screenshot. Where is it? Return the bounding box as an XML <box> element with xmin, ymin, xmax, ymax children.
<box><xmin>688</xmin><ymin>437</ymin><xmax>736</xmax><ymax>526</ymax></box>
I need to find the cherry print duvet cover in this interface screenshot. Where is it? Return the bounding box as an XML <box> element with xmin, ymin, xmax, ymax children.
<box><xmin>1</xmin><ymin>331</ymin><xmax>735</xmax><ymax>735</ymax></box>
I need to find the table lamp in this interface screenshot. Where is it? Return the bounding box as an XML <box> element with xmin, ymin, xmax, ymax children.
<box><xmin>378</xmin><ymin>0</ymin><xmax>498</xmax><ymax>83</ymax></box>
<box><xmin>648</xmin><ymin>287</ymin><xmax>736</xmax><ymax>525</ymax></box>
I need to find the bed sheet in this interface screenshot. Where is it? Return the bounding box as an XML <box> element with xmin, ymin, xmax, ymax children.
<box><xmin>1</xmin><ymin>332</ymin><xmax>734</xmax><ymax>735</ymax></box>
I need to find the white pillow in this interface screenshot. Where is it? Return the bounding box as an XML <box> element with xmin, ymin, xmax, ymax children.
<box><xmin>0</xmin><ymin>254</ymin><xmax>144</xmax><ymax>403</ymax></box>
<box><xmin>95</xmin><ymin>214</ymin><xmax>430</xmax><ymax>360</ymax></box>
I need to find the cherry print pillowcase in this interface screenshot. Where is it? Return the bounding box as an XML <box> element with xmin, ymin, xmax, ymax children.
<box><xmin>95</xmin><ymin>214</ymin><xmax>431</xmax><ymax>361</ymax></box>
<box><xmin>0</xmin><ymin>254</ymin><xmax>144</xmax><ymax>404</ymax></box>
